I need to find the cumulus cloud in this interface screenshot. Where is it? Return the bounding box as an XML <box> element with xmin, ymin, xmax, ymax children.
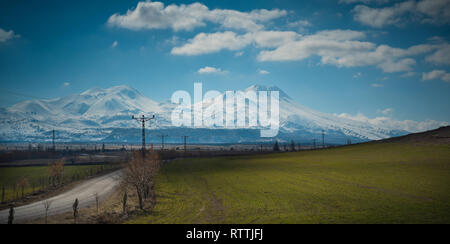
<box><xmin>288</xmin><ymin>20</ymin><xmax>312</xmax><ymax>32</ymax></box>
<box><xmin>257</xmin><ymin>29</ymin><xmax>438</xmax><ymax>73</ymax></box>
<box><xmin>171</xmin><ymin>31</ymin><xmax>252</xmax><ymax>55</ymax></box>
<box><xmin>197</xmin><ymin>66</ymin><xmax>227</xmax><ymax>74</ymax></box>
<box><xmin>110</xmin><ymin>2</ymin><xmax>448</xmax><ymax>75</ymax></box>
<box><xmin>425</xmin><ymin>43</ymin><xmax>450</xmax><ymax>65</ymax></box>
<box><xmin>401</xmin><ymin>71</ymin><xmax>417</xmax><ymax>77</ymax></box>
<box><xmin>63</xmin><ymin>82</ymin><xmax>70</xmax><ymax>87</ymax></box>
<box><xmin>288</xmin><ymin>20</ymin><xmax>312</xmax><ymax>27</ymax></box>
<box><xmin>171</xmin><ymin>30</ymin><xmax>301</xmax><ymax>55</ymax></box>
<box><xmin>259</xmin><ymin>69</ymin><xmax>270</xmax><ymax>75</ymax></box>
<box><xmin>339</xmin><ymin>0</ymin><xmax>391</xmax><ymax>4</ymax></box>
<box><xmin>336</xmin><ymin>112</ymin><xmax>448</xmax><ymax>132</ymax></box>
<box><xmin>107</xmin><ymin>1</ymin><xmax>287</xmax><ymax>32</ymax></box>
<box><xmin>111</xmin><ymin>41</ymin><xmax>118</xmax><ymax>48</ymax></box>
<box><xmin>351</xmin><ymin>0</ymin><xmax>450</xmax><ymax>28</ymax></box>
<box><xmin>377</xmin><ymin>107</ymin><xmax>394</xmax><ymax>115</ymax></box>
<box><xmin>422</xmin><ymin>70</ymin><xmax>450</xmax><ymax>82</ymax></box>
<box><xmin>172</xmin><ymin>28</ymin><xmax>441</xmax><ymax>73</ymax></box>
<box><xmin>0</xmin><ymin>28</ymin><xmax>19</xmax><ymax>43</ymax></box>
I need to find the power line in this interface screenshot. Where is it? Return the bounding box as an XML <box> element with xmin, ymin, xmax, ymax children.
<box><xmin>132</xmin><ymin>114</ymin><xmax>155</xmax><ymax>156</ymax></box>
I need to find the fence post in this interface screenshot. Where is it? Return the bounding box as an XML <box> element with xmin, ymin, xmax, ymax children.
<box><xmin>1</xmin><ymin>185</ymin><xmax>5</xmax><ymax>203</ymax></box>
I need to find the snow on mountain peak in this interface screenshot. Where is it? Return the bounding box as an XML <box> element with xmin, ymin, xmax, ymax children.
<box><xmin>245</xmin><ymin>84</ymin><xmax>290</xmax><ymax>99</ymax></box>
<box><xmin>0</xmin><ymin>84</ymin><xmax>411</xmax><ymax>142</ymax></box>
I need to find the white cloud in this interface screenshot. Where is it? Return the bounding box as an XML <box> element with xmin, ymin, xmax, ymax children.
<box><xmin>422</xmin><ymin>70</ymin><xmax>450</xmax><ymax>82</ymax></box>
<box><xmin>371</xmin><ymin>83</ymin><xmax>384</xmax><ymax>87</ymax></box>
<box><xmin>171</xmin><ymin>30</ymin><xmax>301</xmax><ymax>56</ymax></box>
<box><xmin>197</xmin><ymin>66</ymin><xmax>227</xmax><ymax>74</ymax></box>
<box><xmin>377</xmin><ymin>107</ymin><xmax>394</xmax><ymax>115</ymax></box>
<box><xmin>63</xmin><ymin>82</ymin><xmax>70</xmax><ymax>87</ymax></box>
<box><xmin>425</xmin><ymin>43</ymin><xmax>450</xmax><ymax>65</ymax></box>
<box><xmin>252</xmin><ymin>31</ymin><xmax>302</xmax><ymax>48</ymax></box>
<box><xmin>234</xmin><ymin>51</ymin><xmax>244</xmax><ymax>57</ymax></box>
<box><xmin>259</xmin><ymin>69</ymin><xmax>270</xmax><ymax>75</ymax></box>
<box><xmin>0</xmin><ymin>28</ymin><xmax>19</xmax><ymax>43</ymax></box>
<box><xmin>401</xmin><ymin>71</ymin><xmax>417</xmax><ymax>77</ymax></box>
<box><xmin>336</xmin><ymin>112</ymin><xmax>448</xmax><ymax>132</ymax></box>
<box><xmin>351</xmin><ymin>0</ymin><xmax>450</xmax><ymax>28</ymax></box>
<box><xmin>353</xmin><ymin>72</ymin><xmax>363</xmax><ymax>78</ymax></box>
<box><xmin>171</xmin><ymin>31</ymin><xmax>252</xmax><ymax>55</ymax></box>
<box><xmin>257</xmin><ymin>29</ymin><xmax>438</xmax><ymax>73</ymax></box>
<box><xmin>172</xmin><ymin>28</ymin><xmax>440</xmax><ymax>73</ymax></box>
<box><xmin>288</xmin><ymin>20</ymin><xmax>312</xmax><ymax>28</ymax></box>
<box><xmin>107</xmin><ymin>1</ymin><xmax>287</xmax><ymax>32</ymax></box>
<box><xmin>339</xmin><ymin>0</ymin><xmax>391</xmax><ymax>4</ymax></box>
<box><xmin>288</xmin><ymin>20</ymin><xmax>312</xmax><ymax>32</ymax></box>
<box><xmin>111</xmin><ymin>41</ymin><xmax>118</xmax><ymax>48</ymax></box>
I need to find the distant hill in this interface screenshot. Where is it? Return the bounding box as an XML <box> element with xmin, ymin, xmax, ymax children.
<box><xmin>378</xmin><ymin>126</ymin><xmax>450</xmax><ymax>144</ymax></box>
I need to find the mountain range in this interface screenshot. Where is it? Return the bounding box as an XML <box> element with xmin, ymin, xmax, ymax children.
<box><xmin>0</xmin><ymin>85</ymin><xmax>420</xmax><ymax>144</ymax></box>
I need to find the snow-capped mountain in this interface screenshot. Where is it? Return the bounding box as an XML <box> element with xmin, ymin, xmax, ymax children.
<box><xmin>0</xmin><ymin>85</ymin><xmax>407</xmax><ymax>143</ymax></box>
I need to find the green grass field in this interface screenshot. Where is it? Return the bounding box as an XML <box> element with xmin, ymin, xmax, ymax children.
<box><xmin>0</xmin><ymin>164</ymin><xmax>117</xmax><ymax>202</ymax></box>
<box><xmin>130</xmin><ymin>142</ymin><xmax>450</xmax><ymax>224</ymax></box>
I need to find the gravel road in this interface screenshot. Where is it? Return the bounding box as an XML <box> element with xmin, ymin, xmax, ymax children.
<box><xmin>0</xmin><ymin>170</ymin><xmax>122</xmax><ymax>224</ymax></box>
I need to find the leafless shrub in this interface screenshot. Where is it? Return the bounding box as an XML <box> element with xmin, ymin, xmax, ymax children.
<box><xmin>17</xmin><ymin>177</ymin><xmax>29</xmax><ymax>199</ymax></box>
<box><xmin>48</xmin><ymin>159</ymin><xmax>64</xmax><ymax>187</ymax></box>
<box><xmin>42</xmin><ymin>200</ymin><xmax>52</xmax><ymax>224</ymax></box>
<box><xmin>122</xmin><ymin>150</ymin><xmax>160</xmax><ymax>211</ymax></box>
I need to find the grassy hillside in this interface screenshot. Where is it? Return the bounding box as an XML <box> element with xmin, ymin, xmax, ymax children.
<box><xmin>129</xmin><ymin>142</ymin><xmax>450</xmax><ymax>224</ymax></box>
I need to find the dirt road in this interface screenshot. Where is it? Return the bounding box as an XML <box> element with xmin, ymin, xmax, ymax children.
<box><xmin>0</xmin><ymin>170</ymin><xmax>122</xmax><ymax>224</ymax></box>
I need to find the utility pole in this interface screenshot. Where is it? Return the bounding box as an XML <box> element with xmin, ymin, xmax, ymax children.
<box><xmin>322</xmin><ymin>129</ymin><xmax>325</xmax><ymax>148</ymax></box>
<box><xmin>160</xmin><ymin>134</ymin><xmax>168</xmax><ymax>151</ymax></box>
<box><xmin>132</xmin><ymin>115</ymin><xmax>155</xmax><ymax>156</ymax></box>
<box><xmin>52</xmin><ymin>129</ymin><xmax>56</xmax><ymax>151</ymax></box>
<box><xmin>182</xmin><ymin>136</ymin><xmax>189</xmax><ymax>154</ymax></box>
<box><xmin>313</xmin><ymin>139</ymin><xmax>316</xmax><ymax>149</ymax></box>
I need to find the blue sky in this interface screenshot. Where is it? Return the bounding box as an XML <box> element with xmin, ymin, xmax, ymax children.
<box><xmin>0</xmin><ymin>0</ymin><xmax>449</xmax><ymax>127</ymax></box>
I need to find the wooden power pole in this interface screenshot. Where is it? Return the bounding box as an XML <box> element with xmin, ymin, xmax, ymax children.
<box><xmin>182</xmin><ymin>136</ymin><xmax>189</xmax><ymax>154</ymax></box>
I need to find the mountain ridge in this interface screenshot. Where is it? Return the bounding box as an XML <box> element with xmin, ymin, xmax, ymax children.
<box><xmin>0</xmin><ymin>84</ymin><xmax>439</xmax><ymax>143</ymax></box>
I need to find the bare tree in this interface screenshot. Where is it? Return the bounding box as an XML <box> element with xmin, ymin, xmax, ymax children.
<box><xmin>17</xmin><ymin>177</ymin><xmax>29</xmax><ymax>199</ymax></box>
<box><xmin>42</xmin><ymin>200</ymin><xmax>52</xmax><ymax>224</ymax></box>
<box><xmin>122</xmin><ymin>150</ymin><xmax>160</xmax><ymax>210</ymax></box>
<box><xmin>48</xmin><ymin>159</ymin><xmax>64</xmax><ymax>187</ymax></box>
